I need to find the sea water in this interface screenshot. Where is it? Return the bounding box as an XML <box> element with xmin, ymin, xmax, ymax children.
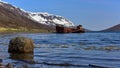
<box><xmin>0</xmin><ymin>33</ymin><xmax>120</xmax><ymax>68</ymax></box>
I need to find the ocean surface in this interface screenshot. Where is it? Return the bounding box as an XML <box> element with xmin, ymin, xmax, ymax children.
<box><xmin>0</xmin><ymin>33</ymin><xmax>120</xmax><ymax>68</ymax></box>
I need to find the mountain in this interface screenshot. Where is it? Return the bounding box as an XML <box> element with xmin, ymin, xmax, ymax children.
<box><xmin>0</xmin><ymin>1</ymin><xmax>74</xmax><ymax>32</ymax></box>
<box><xmin>84</xmin><ymin>29</ymin><xmax>93</xmax><ymax>32</ymax></box>
<box><xmin>29</xmin><ymin>12</ymin><xmax>74</xmax><ymax>26</ymax></box>
<box><xmin>101</xmin><ymin>24</ymin><xmax>120</xmax><ymax>32</ymax></box>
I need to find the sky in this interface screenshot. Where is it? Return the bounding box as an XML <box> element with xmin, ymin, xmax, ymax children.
<box><xmin>1</xmin><ymin>0</ymin><xmax>120</xmax><ymax>30</ymax></box>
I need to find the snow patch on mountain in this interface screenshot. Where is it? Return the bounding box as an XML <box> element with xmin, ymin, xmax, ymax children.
<box><xmin>29</xmin><ymin>12</ymin><xmax>74</xmax><ymax>26</ymax></box>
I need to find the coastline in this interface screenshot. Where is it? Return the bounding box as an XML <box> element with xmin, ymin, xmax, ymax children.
<box><xmin>0</xmin><ymin>28</ymin><xmax>55</xmax><ymax>33</ymax></box>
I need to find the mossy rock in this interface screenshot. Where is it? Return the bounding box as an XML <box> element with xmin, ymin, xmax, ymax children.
<box><xmin>8</xmin><ymin>37</ymin><xmax>34</xmax><ymax>53</ymax></box>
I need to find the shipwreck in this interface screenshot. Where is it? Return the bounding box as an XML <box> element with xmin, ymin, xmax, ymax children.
<box><xmin>56</xmin><ymin>25</ymin><xmax>85</xmax><ymax>33</ymax></box>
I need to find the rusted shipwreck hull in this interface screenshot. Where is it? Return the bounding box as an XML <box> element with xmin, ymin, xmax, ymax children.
<box><xmin>56</xmin><ymin>25</ymin><xmax>85</xmax><ymax>33</ymax></box>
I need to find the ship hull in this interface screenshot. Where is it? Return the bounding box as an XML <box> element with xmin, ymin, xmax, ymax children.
<box><xmin>56</xmin><ymin>25</ymin><xmax>85</xmax><ymax>33</ymax></box>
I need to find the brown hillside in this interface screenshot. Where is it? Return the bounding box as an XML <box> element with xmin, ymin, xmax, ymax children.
<box><xmin>0</xmin><ymin>2</ymin><xmax>54</xmax><ymax>32</ymax></box>
<box><xmin>101</xmin><ymin>24</ymin><xmax>120</xmax><ymax>32</ymax></box>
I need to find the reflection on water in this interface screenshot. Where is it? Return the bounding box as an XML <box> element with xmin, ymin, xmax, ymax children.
<box><xmin>0</xmin><ymin>33</ymin><xmax>120</xmax><ymax>68</ymax></box>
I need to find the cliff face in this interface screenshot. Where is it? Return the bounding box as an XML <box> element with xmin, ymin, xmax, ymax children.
<box><xmin>101</xmin><ymin>24</ymin><xmax>120</xmax><ymax>32</ymax></box>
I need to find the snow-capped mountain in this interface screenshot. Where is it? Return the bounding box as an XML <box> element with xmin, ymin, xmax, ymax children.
<box><xmin>0</xmin><ymin>1</ymin><xmax>74</xmax><ymax>27</ymax></box>
<box><xmin>29</xmin><ymin>12</ymin><xmax>74</xmax><ymax>26</ymax></box>
<box><xmin>0</xmin><ymin>1</ymin><xmax>54</xmax><ymax>32</ymax></box>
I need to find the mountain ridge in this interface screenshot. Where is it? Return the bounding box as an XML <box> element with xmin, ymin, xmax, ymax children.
<box><xmin>0</xmin><ymin>1</ymin><xmax>74</xmax><ymax>32</ymax></box>
<box><xmin>101</xmin><ymin>24</ymin><xmax>120</xmax><ymax>32</ymax></box>
<box><xmin>0</xmin><ymin>1</ymin><xmax>74</xmax><ymax>27</ymax></box>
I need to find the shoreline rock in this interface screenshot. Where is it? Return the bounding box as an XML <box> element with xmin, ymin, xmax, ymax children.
<box><xmin>0</xmin><ymin>63</ymin><xmax>29</xmax><ymax>68</ymax></box>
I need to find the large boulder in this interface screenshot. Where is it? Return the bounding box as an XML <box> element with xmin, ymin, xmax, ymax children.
<box><xmin>8</xmin><ymin>37</ymin><xmax>34</xmax><ymax>53</ymax></box>
<box><xmin>10</xmin><ymin>53</ymin><xmax>33</xmax><ymax>60</ymax></box>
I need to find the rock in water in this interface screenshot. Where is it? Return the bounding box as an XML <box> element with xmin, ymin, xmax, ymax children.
<box><xmin>5</xmin><ymin>63</ymin><xmax>14</xmax><ymax>68</ymax></box>
<box><xmin>8</xmin><ymin>37</ymin><xmax>34</xmax><ymax>53</ymax></box>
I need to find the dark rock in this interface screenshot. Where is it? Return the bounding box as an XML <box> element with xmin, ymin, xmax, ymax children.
<box><xmin>10</xmin><ymin>53</ymin><xmax>33</xmax><ymax>60</ymax></box>
<box><xmin>8</xmin><ymin>37</ymin><xmax>34</xmax><ymax>53</ymax></box>
<box><xmin>0</xmin><ymin>63</ymin><xmax>4</xmax><ymax>68</ymax></box>
<box><xmin>5</xmin><ymin>63</ymin><xmax>14</xmax><ymax>68</ymax></box>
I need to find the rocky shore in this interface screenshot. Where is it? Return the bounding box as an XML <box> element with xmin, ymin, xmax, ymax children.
<box><xmin>0</xmin><ymin>63</ymin><xmax>13</xmax><ymax>68</ymax></box>
<box><xmin>0</xmin><ymin>37</ymin><xmax>34</xmax><ymax>68</ymax></box>
<box><xmin>0</xmin><ymin>63</ymin><xmax>29</xmax><ymax>68</ymax></box>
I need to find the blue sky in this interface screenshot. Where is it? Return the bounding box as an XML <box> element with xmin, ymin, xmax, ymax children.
<box><xmin>2</xmin><ymin>0</ymin><xmax>120</xmax><ymax>30</ymax></box>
